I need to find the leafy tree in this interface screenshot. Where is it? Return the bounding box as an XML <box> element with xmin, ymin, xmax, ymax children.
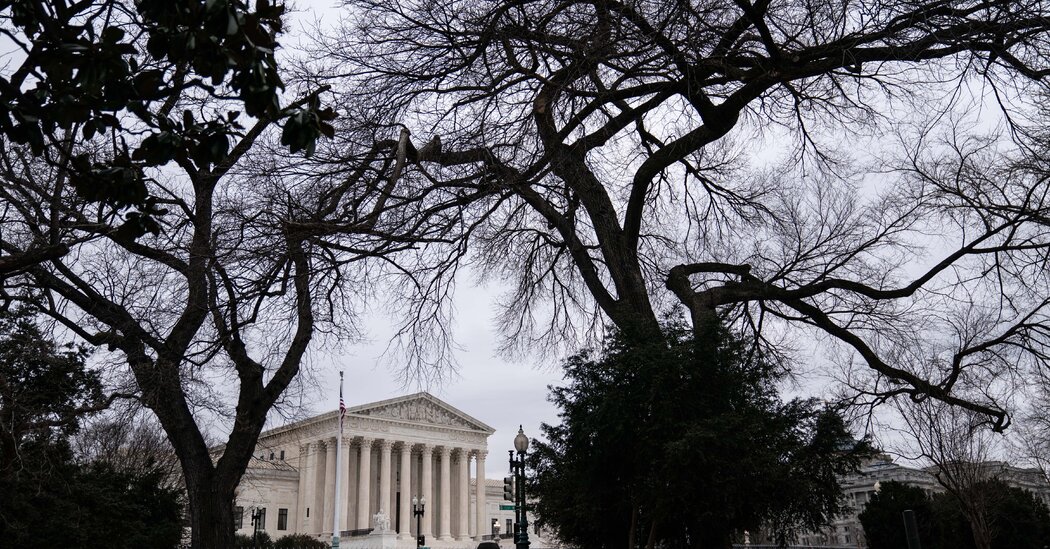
<box><xmin>858</xmin><ymin>481</ymin><xmax>936</xmax><ymax>549</ymax></box>
<box><xmin>529</xmin><ymin>319</ymin><xmax>869</xmax><ymax>549</ymax></box>
<box><xmin>0</xmin><ymin>308</ymin><xmax>103</xmax><ymax>475</ymax></box>
<box><xmin>0</xmin><ymin>0</ymin><xmax>335</xmax><ymax>271</ymax></box>
<box><xmin>0</xmin><ymin>311</ymin><xmax>183</xmax><ymax>549</ymax></box>
<box><xmin>979</xmin><ymin>481</ymin><xmax>1050</xmax><ymax>549</ymax></box>
<box><xmin>63</xmin><ymin>461</ymin><xmax>183</xmax><ymax>549</ymax></box>
<box><xmin>859</xmin><ymin>479</ymin><xmax>1050</xmax><ymax>549</ymax></box>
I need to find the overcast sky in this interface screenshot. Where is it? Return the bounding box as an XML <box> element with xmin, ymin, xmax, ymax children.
<box><xmin>272</xmin><ymin>277</ymin><xmax>565</xmax><ymax>479</ymax></box>
<box><xmin>248</xmin><ymin>2</ymin><xmax>566</xmax><ymax>479</ymax></box>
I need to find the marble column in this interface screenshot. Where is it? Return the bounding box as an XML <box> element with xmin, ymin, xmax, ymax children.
<box><xmin>346</xmin><ymin>439</ymin><xmax>358</xmax><ymax>530</ymax></box>
<box><xmin>296</xmin><ymin>442</ymin><xmax>310</xmax><ymax>532</ymax></box>
<box><xmin>398</xmin><ymin>443</ymin><xmax>413</xmax><ymax>540</ymax></box>
<box><xmin>357</xmin><ymin>438</ymin><xmax>374</xmax><ymax>529</ymax></box>
<box><xmin>421</xmin><ymin>444</ymin><xmax>434</xmax><ymax>539</ymax></box>
<box><xmin>312</xmin><ymin>440</ymin><xmax>327</xmax><ymax>535</ymax></box>
<box><xmin>474</xmin><ymin>450</ymin><xmax>487</xmax><ymax>540</ymax></box>
<box><xmin>457</xmin><ymin>448</ymin><xmax>470</xmax><ymax>540</ymax></box>
<box><xmin>379</xmin><ymin>440</ymin><xmax>393</xmax><ymax>518</ymax></box>
<box><xmin>337</xmin><ymin>436</ymin><xmax>351</xmax><ymax>534</ymax></box>
<box><xmin>323</xmin><ymin>437</ymin><xmax>337</xmax><ymax>534</ymax></box>
<box><xmin>439</xmin><ymin>446</ymin><xmax>453</xmax><ymax>541</ymax></box>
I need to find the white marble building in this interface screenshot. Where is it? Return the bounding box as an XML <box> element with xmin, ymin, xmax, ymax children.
<box><xmin>228</xmin><ymin>392</ymin><xmax>505</xmax><ymax>548</ymax></box>
<box><xmin>789</xmin><ymin>455</ymin><xmax>1050</xmax><ymax>548</ymax></box>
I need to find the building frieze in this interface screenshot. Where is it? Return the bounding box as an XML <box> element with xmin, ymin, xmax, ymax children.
<box><xmin>254</xmin><ymin>393</ymin><xmax>492</xmax><ymax>451</ymax></box>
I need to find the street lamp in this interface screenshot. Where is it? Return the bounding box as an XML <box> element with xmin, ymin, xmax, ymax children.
<box><xmin>412</xmin><ymin>495</ymin><xmax>426</xmax><ymax>548</ymax></box>
<box><xmin>514</xmin><ymin>426</ymin><xmax>529</xmax><ymax>454</ymax></box>
<box><xmin>250</xmin><ymin>507</ymin><xmax>263</xmax><ymax>549</ymax></box>
<box><xmin>510</xmin><ymin>426</ymin><xmax>531</xmax><ymax>549</ymax></box>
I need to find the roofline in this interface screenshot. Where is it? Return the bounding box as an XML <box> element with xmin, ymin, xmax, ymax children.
<box><xmin>214</xmin><ymin>391</ymin><xmax>496</xmax><ymax>452</ymax></box>
<box><xmin>349</xmin><ymin>391</ymin><xmax>496</xmax><ymax>434</ymax></box>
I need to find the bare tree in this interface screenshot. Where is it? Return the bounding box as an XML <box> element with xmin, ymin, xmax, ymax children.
<box><xmin>898</xmin><ymin>399</ymin><xmax>1010</xmax><ymax>549</ymax></box>
<box><xmin>0</xmin><ymin>80</ymin><xmax>466</xmax><ymax>546</ymax></box>
<box><xmin>1012</xmin><ymin>344</ymin><xmax>1050</xmax><ymax>486</ymax></box>
<box><xmin>314</xmin><ymin>0</ymin><xmax>1050</xmax><ymax>427</ymax></box>
<box><xmin>73</xmin><ymin>407</ymin><xmax>183</xmax><ymax>491</ymax></box>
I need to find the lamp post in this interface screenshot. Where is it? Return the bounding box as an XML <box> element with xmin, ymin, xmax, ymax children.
<box><xmin>412</xmin><ymin>495</ymin><xmax>426</xmax><ymax>548</ymax></box>
<box><xmin>511</xmin><ymin>426</ymin><xmax>530</xmax><ymax>549</ymax></box>
<box><xmin>250</xmin><ymin>507</ymin><xmax>263</xmax><ymax>549</ymax></box>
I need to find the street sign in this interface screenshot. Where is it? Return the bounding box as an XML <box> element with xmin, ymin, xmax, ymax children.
<box><xmin>499</xmin><ymin>504</ymin><xmax>515</xmax><ymax>510</ymax></box>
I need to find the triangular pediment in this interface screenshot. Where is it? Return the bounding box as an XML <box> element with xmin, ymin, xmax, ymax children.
<box><xmin>349</xmin><ymin>392</ymin><xmax>495</xmax><ymax>434</ymax></box>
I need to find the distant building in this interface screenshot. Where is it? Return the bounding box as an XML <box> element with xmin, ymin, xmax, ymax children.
<box><xmin>782</xmin><ymin>455</ymin><xmax>1050</xmax><ymax>548</ymax></box>
<box><xmin>219</xmin><ymin>392</ymin><xmax>556</xmax><ymax>548</ymax></box>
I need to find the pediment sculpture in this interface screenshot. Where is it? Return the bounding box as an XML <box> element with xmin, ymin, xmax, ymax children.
<box><xmin>362</xmin><ymin>399</ymin><xmax>479</xmax><ymax>430</ymax></box>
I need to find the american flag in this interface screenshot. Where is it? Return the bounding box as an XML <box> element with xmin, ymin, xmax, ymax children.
<box><xmin>338</xmin><ymin>370</ymin><xmax>346</xmax><ymax>420</ymax></box>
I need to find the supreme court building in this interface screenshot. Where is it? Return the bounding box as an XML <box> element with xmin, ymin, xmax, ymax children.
<box><xmin>227</xmin><ymin>392</ymin><xmax>510</xmax><ymax>547</ymax></box>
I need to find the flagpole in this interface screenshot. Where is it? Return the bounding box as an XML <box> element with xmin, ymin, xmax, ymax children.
<box><xmin>332</xmin><ymin>371</ymin><xmax>345</xmax><ymax>549</ymax></box>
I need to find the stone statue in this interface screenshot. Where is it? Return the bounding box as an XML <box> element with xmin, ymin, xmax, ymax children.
<box><xmin>374</xmin><ymin>510</ymin><xmax>391</xmax><ymax>533</ymax></box>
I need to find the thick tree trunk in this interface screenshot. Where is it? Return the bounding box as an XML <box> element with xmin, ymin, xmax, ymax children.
<box><xmin>140</xmin><ymin>357</ymin><xmax>246</xmax><ymax>549</ymax></box>
<box><xmin>185</xmin><ymin>469</ymin><xmax>237</xmax><ymax>549</ymax></box>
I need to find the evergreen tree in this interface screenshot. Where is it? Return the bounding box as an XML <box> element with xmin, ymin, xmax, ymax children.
<box><xmin>529</xmin><ymin>319</ymin><xmax>870</xmax><ymax>549</ymax></box>
<box><xmin>0</xmin><ymin>309</ymin><xmax>100</xmax><ymax>477</ymax></box>
<box><xmin>858</xmin><ymin>481</ymin><xmax>936</xmax><ymax>549</ymax></box>
<box><xmin>0</xmin><ymin>310</ymin><xmax>183</xmax><ymax>548</ymax></box>
<box><xmin>860</xmin><ymin>478</ymin><xmax>1050</xmax><ymax>549</ymax></box>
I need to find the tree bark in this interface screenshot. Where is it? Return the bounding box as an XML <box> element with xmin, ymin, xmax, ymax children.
<box><xmin>184</xmin><ymin>467</ymin><xmax>237</xmax><ymax>549</ymax></box>
<box><xmin>627</xmin><ymin>505</ymin><xmax>638</xmax><ymax>549</ymax></box>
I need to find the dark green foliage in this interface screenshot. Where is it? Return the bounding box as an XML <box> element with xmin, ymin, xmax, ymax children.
<box><xmin>529</xmin><ymin>319</ymin><xmax>870</xmax><ymax>549</ymax></box>
<box><xmin>1</xmin><ymin>457</ymin><xmax>184</xmax><ymax>549</ymax></box>
<box><xmin>0</xmin><ymin>0</ymin><xmax>335</xmax><ymax>235</ymax></box>
<box><xmin>859</xmin><ymin>479</ymin><xmax>1050</xmax><ymax>549</ymax></box>
<box><xmin>0</xmin><ymin>310</ymin><xmax>183</xmax><ymax>548</ymax></box>
<box><xmin>235</xmin><ymin>531</ymin><xmax>274</xmax><ymax>548</ymax></box>
<box><xmin>0</xmin><ymin>309</ymin><xmax>100</xmax><ymax>474</ymax></box>
<box><xmin>929</xmin><ymin>491</ymin><xmax>978</xmax><ymax>549</ymax></box>
<box><xmin>981</xmin><ymin>482</ymin><xmax>1050</xmax><ymax>549</ymax></box>
<box><xmin>1</xmin><ymin>447</ymin><xmax>184</xmax><ymax>548</ymax></box>
<box><xmin>274</xmin><ymin>533</ymin><xmax>330</xmax><ymax>548</ymax></box>
<box><xmin>858</xmin><ymin>481</ymin><xmax>937</xmax><ymax>549</ymax></box>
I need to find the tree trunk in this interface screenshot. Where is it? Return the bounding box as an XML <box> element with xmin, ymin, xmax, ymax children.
<box><xmin>185</xmin><ymin>468</ymin><xmax>236</xmax><ymax>549</ymax></box>
<box><xmin>643</xmin><ymin>519</ymin><xmax>657</xmax><ymax>549</ymax></box>
<box><xmin>627</xmin><ymin>505</ymin><xmax>637</xmax><ymax>549</ymax></box>
<box><xmin>968</xmin><ymin>510</ymin><xmax>993</xmax><ymax>549</ymax></box>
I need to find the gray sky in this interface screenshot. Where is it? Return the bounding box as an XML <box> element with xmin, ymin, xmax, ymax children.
<box><xmin>264</xmin><ymin>2</ymin><xmax>566</xmax><ymax>479</ymax></box>
<box><xmin>291</xmin><ymin>280</ymin><xmax>566</xmax><ymax>479</ymax></box>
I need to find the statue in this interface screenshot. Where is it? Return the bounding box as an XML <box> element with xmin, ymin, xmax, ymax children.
<box><xmin>374</xmin><ymin>510</ymin><xmax>391</xmax><ymax>533</ymax></box>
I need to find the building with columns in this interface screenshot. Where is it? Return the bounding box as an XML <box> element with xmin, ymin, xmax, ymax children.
<box><xmin>780</xmin><ymin>455</ymin><xmax>1050</xmax><ymax>548</ymax></box>
<box><xmin>229</xmin><ymin>392</ymin><xmax>503</xmax><ymax>547</ymax></box>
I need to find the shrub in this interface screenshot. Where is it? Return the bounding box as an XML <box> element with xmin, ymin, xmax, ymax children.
<box><xmin>274</xmin><ymin>533</ymin><xmax>329</xmax><ymax>549</ymax></box>
<box><xmin>234</xmin><ymin>531</ymin><xmax>274</xmax><ymax>548</ymax></box>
